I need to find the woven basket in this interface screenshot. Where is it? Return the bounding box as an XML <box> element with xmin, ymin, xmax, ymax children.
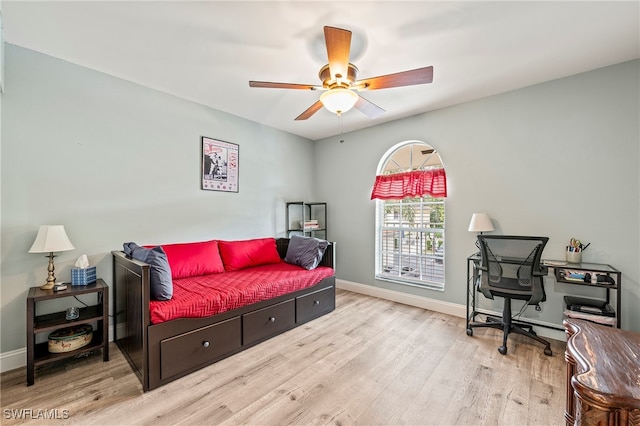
<box><xmin>48</xmin><ymin>324</ymin><xmax>93</xmax><ymax>353</ymax></box>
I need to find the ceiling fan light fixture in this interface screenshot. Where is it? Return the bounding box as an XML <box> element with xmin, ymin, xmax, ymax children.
<box><xmin>320</xmin><ymin>88</ymin><xmax>358</xmax><ymax>115</ymax></box>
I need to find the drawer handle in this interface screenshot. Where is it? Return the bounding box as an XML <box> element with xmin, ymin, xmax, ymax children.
<box><xmin>313</xmin><ymin>300</ymin><xmax>320</xmax><ymax>305</ymax></box>
<box><xmin>202</xmin><ymin>341</ymin><xmax>210</xmax><ymax>348</ymax></box>
<box><xmin>269</xmin><ymin>317</ymin><xmax>276</xmax><ymax>322</ymax></box>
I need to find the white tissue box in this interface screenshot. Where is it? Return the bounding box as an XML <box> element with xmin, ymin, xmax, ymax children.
<box><xmin>71</xmin><ymin>267</ymin><xmax>97</xmax><ymax>286</ymax></box>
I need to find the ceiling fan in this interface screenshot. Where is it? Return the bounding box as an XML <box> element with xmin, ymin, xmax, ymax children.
<box><xmin>249</xmin><ymin>26</ymin><xmax>434</xmax><ymax>121</ymax></box>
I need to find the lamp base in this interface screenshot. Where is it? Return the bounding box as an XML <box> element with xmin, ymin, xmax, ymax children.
<box><xmin>40</xmin><ymin>282</ymin><xmax>55</xmax><ymax>290</ymax></box>
<box><xmin>40</xmin><ymin>252</ymin><xmax>57</xmax><ymax>290</ymax></box>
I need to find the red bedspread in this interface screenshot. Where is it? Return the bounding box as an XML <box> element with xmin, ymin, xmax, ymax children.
<box><xmin>149</xmin><ymin>261</ymin><xmax>334</xmax><ymax>324</ymax></box>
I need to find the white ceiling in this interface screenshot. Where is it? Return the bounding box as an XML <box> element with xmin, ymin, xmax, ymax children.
<box><xmin>2</xmin><ymin>1</ymin><xmax>639</xmax><ymax>140</ymax></box>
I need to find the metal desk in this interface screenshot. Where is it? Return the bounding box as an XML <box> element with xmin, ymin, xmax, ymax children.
<box><xmin>466</xmin><ymin>253</ymin><xmax>623</xmax><ymax>330</ymax></box>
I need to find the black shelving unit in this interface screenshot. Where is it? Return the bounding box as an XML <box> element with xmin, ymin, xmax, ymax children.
<box><xmin>286</xmin><ymin>202</ymin><xmax>327</xmax><ymax>239</ymax></box>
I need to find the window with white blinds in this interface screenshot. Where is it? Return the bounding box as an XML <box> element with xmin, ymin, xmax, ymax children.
<box><xmin>374</xmin><ymin>141</ymin><xmax>445</xmax><ymax>290</ymax></box>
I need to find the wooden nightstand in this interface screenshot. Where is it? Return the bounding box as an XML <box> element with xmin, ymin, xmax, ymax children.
<box><xmin>26</xmin><ymin>279</ymin><xmax>109</xmax><ymax>386</ymax></box>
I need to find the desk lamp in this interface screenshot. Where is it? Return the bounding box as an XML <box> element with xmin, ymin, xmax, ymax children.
<box><xmin>468</xmin><ymin>213</ymin><xmax>494</xmax><ymax>248</ymax></box>
<box><xmin>28</xmin><ymin>225</ymin><xmax>75</xmax><ymax>290</ymax></box>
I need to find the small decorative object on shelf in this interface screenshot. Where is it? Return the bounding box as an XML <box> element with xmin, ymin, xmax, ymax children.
<box><xmin>65</xmin><ymin>306</ymin><xmax>79</xmax><ymax>320</ymax></box>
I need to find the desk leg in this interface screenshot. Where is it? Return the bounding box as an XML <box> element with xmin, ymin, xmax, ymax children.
<box><xmin>471</xmin><ymin>273</ymin><xmax>477</xmax><ymax>322</ymax></box>
<box><xmin>466</xmin><ymin>258</ymin><xmax>479</xmax><ymax>329</ymax></box>
<box><xmin>466</xmin><ymin>259</ymin><xmax>471</xmax><ymax>328</ymax></box>
<box><xmin>616</xmin><ymin>278</ymin><xmax>622</xmax><ymax>329</ymax></box>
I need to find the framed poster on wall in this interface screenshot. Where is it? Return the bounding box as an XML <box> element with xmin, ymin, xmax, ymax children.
<box><xmin>201</xmin><ymin>136</ymin><xmax>239</xmax><ymax>192</ymax></box>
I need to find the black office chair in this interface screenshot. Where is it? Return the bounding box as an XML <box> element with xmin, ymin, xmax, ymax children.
<box><xmin>466</xmin><ymin>235</ymin><xmax>552</xmax><ymax>356</ymax></box>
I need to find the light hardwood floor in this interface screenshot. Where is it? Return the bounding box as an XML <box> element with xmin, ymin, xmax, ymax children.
<box><xmin>1</xmin><ymin>289</ymin><xmax>566</xmax><ymax>425</ymax></box>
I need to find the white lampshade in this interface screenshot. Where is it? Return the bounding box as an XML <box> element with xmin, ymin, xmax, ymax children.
<box><xmin>468</xmin><ymin>213</ymin><xmax>494</xmax><ymax>233</ymax></box>
<box><xmin>28</xmin><ymin>225</ymin><xmax>75</xmax><ymax>253</ymax></box>
<box><xmin>320</xmin><ymin>88</ymin><xmax>358</xmax><ymax>114</ymax></box>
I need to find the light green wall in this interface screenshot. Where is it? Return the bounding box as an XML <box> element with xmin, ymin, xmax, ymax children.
<box><xmin>314</xmin><ymin>60</ymin><xmax>640</xmax><ymax>332</ymax></box>
<box><xmin>1</xmin><ymin>45</ymin><xmax>638</xmax><ymax>358</ymax></box>
<box><xmin>0</xmin><ymin>44</ymin><xmax>317</xmax><ymax>353</ymax></box>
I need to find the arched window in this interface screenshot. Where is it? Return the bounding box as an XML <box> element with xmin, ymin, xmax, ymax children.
<box><xmin>372</xmin><ymin>141</ymin><xmax>446</xmax><ymax>290</ymax></box>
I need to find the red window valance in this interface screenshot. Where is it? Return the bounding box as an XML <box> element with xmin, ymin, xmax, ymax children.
<box><xmin>370</xmin><ymin>168</ymin><xmax>447</xmax><ymax>200</ymax></box>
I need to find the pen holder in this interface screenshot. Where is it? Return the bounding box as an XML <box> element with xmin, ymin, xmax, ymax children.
<box><xmin>566</xmin><ymin>251</ymin><xmax>582</xmax><ymax>264</ymax></box>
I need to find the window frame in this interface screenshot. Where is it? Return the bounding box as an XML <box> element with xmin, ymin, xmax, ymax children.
<box><xmin>374</xmin><ymin>141</ymin><xmax>445</xmax><ymax>291</ymax></box>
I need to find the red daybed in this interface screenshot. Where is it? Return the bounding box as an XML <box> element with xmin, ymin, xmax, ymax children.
<box><xmin>112</xmin><ymin>237</ymin><xmax>335</xmax><ymax>391</ymax></box>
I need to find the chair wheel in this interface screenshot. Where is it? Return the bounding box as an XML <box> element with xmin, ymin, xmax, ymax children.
<box><xmin>498</xmin><ymin>346</ymin><xmax>507</xmax><ymax>355</ymax></box>
<box><xmin>544</xmin><ymin>347</ymin><xmax>552</xmax><ymax>356</ymax></box>
<box><xmin>466</xmin><ymin>328</ymin><xmax>473</xmax><ymax>336</ymax></box>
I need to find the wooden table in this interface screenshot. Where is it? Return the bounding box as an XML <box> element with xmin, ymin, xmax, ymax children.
<box><xmin>564</xmin><ymin>319</ymin><xmax>640</xmax><ymax>425</ymax></box>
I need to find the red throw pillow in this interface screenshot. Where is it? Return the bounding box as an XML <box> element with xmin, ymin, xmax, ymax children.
<box><xmin>218</xmin><ymin>238</ymin><xmax>282</xmax><ymax>271</ymax></box>
<box><xmin>160</xmin><ymin>240</ymin><xmax>224</xmax><ymax>279</ymax></box>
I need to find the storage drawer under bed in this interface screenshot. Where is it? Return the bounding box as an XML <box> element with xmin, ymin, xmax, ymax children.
<box><xmin>242</xmin><ymin>299</ymin><xmax>295</xmax><ymax>346</ymax></box>
<box><xmin>296</xmin><ymin>285</ymin><xmax>335</xmax><ymax>324</ymax></box>
<box><xmin>160</xmin><ymin>316</ymin><xmax>241</xmax><ymax>380</ymax></box>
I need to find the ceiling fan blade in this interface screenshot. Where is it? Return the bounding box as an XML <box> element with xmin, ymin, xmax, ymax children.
<box><xmin>249</xmin><ymin>81</ymin><xmax>319</xmax><ymax>90</ymax></box>
<box><xmin>324</xmin><ymin>26</ymin><xmax>351</xmax><ymax>81</ymax></box>
<box><xmin>356</xmin><ymin>66</ymin><xmax>434</xmax><ymax>90</ymax></box>
<box><xmin>295</xmin><ymin>100</ymin><xmax>324</xmax><ymax>121</ymax></box>
<box><xmin>354</xmin><ymin>95</ymin><xmax>386</xmax><ymax>119</ymax></box>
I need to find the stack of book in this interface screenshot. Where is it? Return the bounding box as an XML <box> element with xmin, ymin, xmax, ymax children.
<box><xmin>299</xmin><ymin>220</ymin><xmax>319</xmax><ymax>230</ymax></box>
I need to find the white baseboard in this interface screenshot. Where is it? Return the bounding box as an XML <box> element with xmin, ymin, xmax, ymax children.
<box><xmin>337</xmin><ymin>279</ymin><xmax>467</xmax><ymax>318</ymax></box>
<box><xmin>0</xmin><ymin>348</ymin><xmax>27</xmax><ymax>374</ymax></box>
<box><xmin>336</xmin><ymin>279</ymin><xmax>566</xmax><ymax>341</ymax></box>
<box><xmin>1</xmin><ymin>325</ymin><xmax>115</xmax><ymax>374</ymax></box>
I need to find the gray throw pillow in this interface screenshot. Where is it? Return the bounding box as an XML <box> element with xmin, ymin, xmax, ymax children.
<box><xmin>284</xmin><ymin>235</ymin><xmax>329</xmax><ymax>270</ymax></box>
<box><xmin>123</xmin><ymin>242</ymin><xmax>173</xmax><ymax>300</ymax></box>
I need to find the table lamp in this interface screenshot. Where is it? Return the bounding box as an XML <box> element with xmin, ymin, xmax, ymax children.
<box><xmin>28</xmin><ymin>225</ymin><xmax>75</xmax><ymax>290</ymax></box>
<box><xmin>468</xmin><ymin>213</ymin><xmax>494</xmax><ymax>248</ymax></box>
<box><xmin>468</xmin><ymin>213</ymin><xmax>494</xmax><ymax>234</ymax></box>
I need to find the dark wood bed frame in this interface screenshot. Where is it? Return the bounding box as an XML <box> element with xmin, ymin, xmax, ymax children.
<box><xmin>112</xmin><ymin>238</ymin><xmax>335</xmax><ymax>391</ymax></box>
